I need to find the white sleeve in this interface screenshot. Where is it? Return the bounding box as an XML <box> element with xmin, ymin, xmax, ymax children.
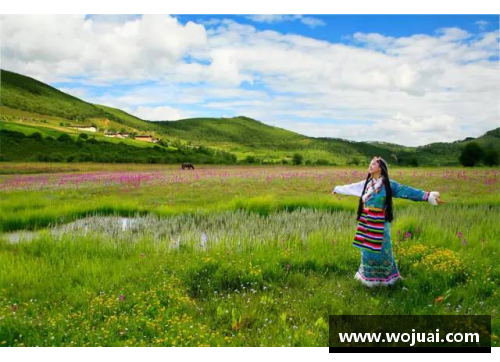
<box><xmin>333</xmin><ymin>180</ymin><xmax>366</xmax><ymax>197</ymax></box>
<box><xmin>428</xmin><ymin>191</ymin><xmax>440</xmax><ymax>206</ymax></box>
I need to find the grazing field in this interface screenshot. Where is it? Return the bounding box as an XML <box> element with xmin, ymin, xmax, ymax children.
<box><xmin>0</xmin><ymin>163</ymin><xmax>498</xmax><ymax>346</ymax></box>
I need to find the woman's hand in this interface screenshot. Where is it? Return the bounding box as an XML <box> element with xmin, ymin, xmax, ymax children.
<box><xmin>428</xmin><ymin>191</ymin><xmax>445</xmax><ymax>206</ymax></box>
<box><xmin>436</xmin><ymin>195</ymin><xmax>445</xmax><ymax>205</ymax></box>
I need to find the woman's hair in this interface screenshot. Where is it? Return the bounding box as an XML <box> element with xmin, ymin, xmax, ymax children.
<box><xmin>356</xmin><ymin>157</ymin><xmax>394</xmax><ymax>222</ymax></box>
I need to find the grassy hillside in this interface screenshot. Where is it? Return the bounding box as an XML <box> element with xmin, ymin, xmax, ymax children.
<box><xmin>1</xmin><ymin>69</ymin><xmax>110</xmax><ymax>121</ymax></box>
<box><xmin>153</xmin><ymin>118</ymin><xmax>405</xmax><ymax>164</ymax></box>
<box><xmin>155</xmin><ymin>116</ymin><xmax>307</xmax><ymax>145</ymax></box>
<box><xmin>395</xmin><ymin>128</ymin><xmax>500</xmax><ymax>166</ymax></box>
<box><xmin>0</xmin><ymin>69</ymin><xmax>163</xmax><ymax>134</ymax></box>
<box><xmin>1</xmin><ymin>68</ymin><xmax>498</xmax><ymax>166</ymax></box>
<box><xmin>0</xmin><ymin>128</ymin><xmax>237</xmax><ymax>164</ymax></box>
<box><xmin>93</xmin><ymin>104</ymin><xmax>166</xmax><ymax>135</ymax></box>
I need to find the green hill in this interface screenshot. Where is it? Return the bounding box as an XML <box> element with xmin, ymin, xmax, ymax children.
<box><xmin>0</xmin><ymin>69</ymin><xmax>165</xmax><ymax>134</ymax></box>
<box><xmin>394</xmin><ymin>128</ymin><xmax>500</xmax><ymax>166</ymax></box>
<box><xmin>155</xmin><ymin>116</ymin><xmax>306</xmax><ymax>145</ymax></box>
<box><xmin>1</xmin><ymin>69</ymin><xmax>112</xmax><ymax>121</ymax></box>
<box><xmin>1</xmin><ymin>68</ymin><xmax>498</xmax><ymax>166</ymax></box>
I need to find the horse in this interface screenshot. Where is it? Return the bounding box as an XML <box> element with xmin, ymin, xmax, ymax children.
<box><xmin>181</xmin><ymin>163</ymin><xmax>195</xmax><ymax>170</ymax></box>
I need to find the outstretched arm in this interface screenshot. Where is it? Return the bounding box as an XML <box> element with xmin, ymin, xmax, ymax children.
<box><xmin>332</xmin><ymin>180</ymin><xmax>366</xmax><ymax>197</ymax></box>
<box><xmin>390</xmin><ymin>180</ymin><xmax>443</xmax><ymax>205</ymax></box>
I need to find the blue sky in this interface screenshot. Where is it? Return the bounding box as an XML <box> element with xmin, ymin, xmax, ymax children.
<box><xmin>2</xmin><ymin>14</ymin><xmax>499</xmax><ymax>146</ymax></box>
<box><xmin>176</xmin><ymin>14</ymin><xmax>498</xmax><ymax>43</ymax></box>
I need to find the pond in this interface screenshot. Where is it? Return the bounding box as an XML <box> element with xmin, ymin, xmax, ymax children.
<box><xmin>1</xmin><ymin>209</ymin><xmax>354</xmax><ymax>250</ymax></box>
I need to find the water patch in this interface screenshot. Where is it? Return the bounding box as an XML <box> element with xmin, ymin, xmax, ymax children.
<box><xmin>1</xmin><ymin>209</ymin><xmax>355</xmax><ymax>250</ymax></box>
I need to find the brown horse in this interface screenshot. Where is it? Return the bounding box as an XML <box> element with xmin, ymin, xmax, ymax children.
<box><xmin>181</xmin><ymin>163</ymin><xmax>195</xmax><ymax>170</ymax></box>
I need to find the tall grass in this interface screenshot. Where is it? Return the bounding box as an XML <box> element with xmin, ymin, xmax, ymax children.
<box><xmin>0</xmin><ymin>165</ymin><xmax>498</xmax><ymax>346</ymax></box>
<box><xmin>0</xmin><ymin>206</ymin><xmax>498</xmax><ymax>346</ymax></box>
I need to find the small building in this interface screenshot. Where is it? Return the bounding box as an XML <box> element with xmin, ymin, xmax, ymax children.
<box><xmin>135</xmin><ymin>135</ymin><xmax>156</xmax><ymax>143</ymax></box>
<box><xmin>69</xmin><ymin>125</ymin><xmax>97</xmax><ymax>132</ymax></box>
<box><xmin>105</xmin><ymin>132</ymin><xmax>129</xmax><ymax>139</ymax></box>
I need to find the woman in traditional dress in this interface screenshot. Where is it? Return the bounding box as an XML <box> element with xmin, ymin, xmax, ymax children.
<box><xmin>332</xmin><ymin>157</ymin><xmax>444</xmax><ymax>287</ymax></box>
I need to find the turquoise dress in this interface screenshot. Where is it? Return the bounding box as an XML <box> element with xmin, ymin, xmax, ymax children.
<box><xmin>334</xmin><ymin>179</ymin><xmax>430</xmax><ymax>286</ymax></box>
<box><xmin>356</xmin><ymin>180</ymin><xmax>430</xmax><ymax>286</ymax></box>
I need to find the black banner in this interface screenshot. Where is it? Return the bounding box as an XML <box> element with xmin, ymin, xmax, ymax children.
<box><xmin>329</xmin><ymin>315</ymin><xmax>491</xmax><ymax>352</ymax></box>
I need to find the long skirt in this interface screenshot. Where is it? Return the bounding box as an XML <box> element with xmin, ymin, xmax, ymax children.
<box><xmin>354</xmin><ymin>222</ymin><xmax>401</xmax><ymax>287</ymax></box>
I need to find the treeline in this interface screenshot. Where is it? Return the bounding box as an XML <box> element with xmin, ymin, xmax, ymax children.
<box><xmin>0</xmin><ymin>130</ymin><xmax>238</xmax><ymax>164</ymax></box>
<box><xmin>459</xmin><ymin>142</ymin><xmax>499</xmax><ymax>167</ymax></box>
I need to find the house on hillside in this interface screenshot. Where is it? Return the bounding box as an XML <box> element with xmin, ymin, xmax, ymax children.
<box><xmin>105</xmin><ymin>132</ymin><xmax>129</xmax><ymax>139</ymax></box>
<box><xmin>69</xmin><ymin>125</ymin><xmax>97</xmax><ymax>132</ymax></box>
<box><xmin>135</xmin><ymin>135</ymin><xmax>159</xmax><ymax>143</ymax></box>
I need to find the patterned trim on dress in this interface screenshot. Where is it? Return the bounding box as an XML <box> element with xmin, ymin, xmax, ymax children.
<box><xmin>355</xmin><ymin>271</ymin><xmax>401</xmax><ymax>287</ymax></box>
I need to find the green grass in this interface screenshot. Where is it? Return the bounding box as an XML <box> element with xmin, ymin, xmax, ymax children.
<box><xmin>0</xmin><ymin>165</ymin><xmax>498</xmax><ymax>346</ymax></box>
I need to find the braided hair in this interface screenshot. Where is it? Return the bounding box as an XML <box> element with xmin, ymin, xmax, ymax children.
<box><xmin>356</xmin><ymin>157</ymin><xmax>394</xmax><ymax>222</ymax></box>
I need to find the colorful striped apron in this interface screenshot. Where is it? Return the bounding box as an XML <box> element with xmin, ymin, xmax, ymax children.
<box><xmin>353</xmin><ymin>206</ymin><xmax>386</xmax><ymax>253</ymax></box>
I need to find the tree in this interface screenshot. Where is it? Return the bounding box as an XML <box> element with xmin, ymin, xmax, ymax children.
<box><xmin>245</xmin><ymin>155</ymin><xmax>256</xmax><ymax>164</ymax></box>
<box><xmin>57</xmin><ymin>133</ymin><xmax>72</xmax><ymax>143</ymax></box>
<box><xmin>403</xmin><ymin>156</ymin><xmax>419</xmax><ymax>167</ymax></box>
<box><xmin>483</xmin><ymin>148</ymin><xmax>500</xmax><ymax>167</ymax></box>
<box><xmin>348</xmin><ymin>157</ymin><xmax>360</xmax><ymax>166</ymax></box>
<box><xmin>292</xmin><ymin>153</ymin><xmax>303</xmax><ymax>165</ymax></box>
<box><xmin>315</xmin><ymin>159</ymin><xmax>329</xmax><ymax>165</ymax></box>
<box><xmin>30</xmin><ymin>132</ymin><xmax>43</xmax><ymax>140</ymax></box>
<box><xmin>459</xmin><ymin>142</ymin><xmax>484</xmax><ymax>167</ymax></box>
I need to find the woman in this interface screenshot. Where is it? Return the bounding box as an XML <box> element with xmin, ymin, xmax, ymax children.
<box><xmin>332</xmin><ymin>157</ymin><xmax>444</xmax><ymax>287</ymax></box>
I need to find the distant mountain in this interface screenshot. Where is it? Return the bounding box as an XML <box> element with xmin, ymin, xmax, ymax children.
<box><xmin>1</xmin><ymin>68</ymin><xmax>498</xmax><ymax>166</ymax></box>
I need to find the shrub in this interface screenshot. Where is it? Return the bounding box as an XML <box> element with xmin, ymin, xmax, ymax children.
<box><xmin>348</xmin><ymin>157</ymin><xmax>360</xmax><ymax>166</ymax></box>
<box><xmin>245</xmin><ymin>155</ymin><xmax>257</xmax><ymax>164</ymax></box>
<box><xmin>30</xmin><ymin>132</ymin><xmax>43</xmax><ymax>140</ymax></box>
<box><xmin>483</xmin><ymin>148</ymin><xmax>499</xmax><ymax>167</ymax></box>
<box><xmin>459</xmin><ymin>142</ymin><xmax>484</xmax><ymax>167</ymax></box>
<box><xmin>57</xmin><ymin>133</ymin><xmax>72</xmax><ymax>143</ymax></box>
<box><xmin>315</xmin><ymin>159</ymin><xmax>329</xmax><ymax>165</ymax></box>
<box><xmin>292</xmin><ymin>153</ymin><xmax>303</xmax><ymax>165</ymax></box>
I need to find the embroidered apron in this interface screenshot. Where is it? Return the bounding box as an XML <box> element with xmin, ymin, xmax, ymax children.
<box><xmin>353</xmin><ymin>206</ymin><xmax>386</xmax><ymax>253</ymax></box>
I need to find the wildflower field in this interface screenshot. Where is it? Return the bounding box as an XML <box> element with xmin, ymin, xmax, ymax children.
<box><xmin>0</xmin><ymin>163</ymin><xmax>498</xmax><ymax>346</ymax></box>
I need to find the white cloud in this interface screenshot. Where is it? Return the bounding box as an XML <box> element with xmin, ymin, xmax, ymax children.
<box><xmin>266</xmin><ymin>114</ymin><xmax>467</xmax><ymax>146</ymax></box>
<box><xmin>0</xmin><ymin>14</ymin><xmax>208</xmax><ymax>83</ymax></box>
<box><xmin>245</xmin><ymin>15</ymin><xmax>326</xmax><ymax>29</ymax></box>
<box><xmin>58</xmin><ymin>87</ymin><xmax>89</xmax><ymax>99</ymax></box>
<box><xmin>132</xmin><ymin>106</ymin><xmax>187</xmax><ymax>121</ymax></box>
<box><xmin>1</xmin><ymin>15</ymin><xmax>498</xmax><ymax>146</ymax></box>
<box><xmin>436</xmin><ymin>27</ymin><xmax>471</xmax><ymax>41</ymax></box>
<box><xmin>475</xmin><ymin>20</ymin><xmax>489</xmax><ymax>31</ymax></box>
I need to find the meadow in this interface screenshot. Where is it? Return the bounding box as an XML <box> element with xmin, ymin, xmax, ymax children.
<box><xmin>0</xmin><ymin>163</ymin><xmax>498</xmax><ymax>346</ymax></box>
